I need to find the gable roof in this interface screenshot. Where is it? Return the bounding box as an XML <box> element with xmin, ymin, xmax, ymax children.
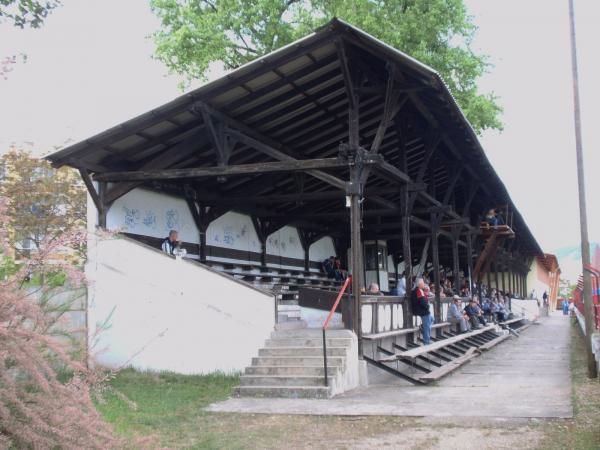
<box><xmin>46</xmin><ymin>18</ymin><xmax>543</xmax><ymax>256</ymax></box>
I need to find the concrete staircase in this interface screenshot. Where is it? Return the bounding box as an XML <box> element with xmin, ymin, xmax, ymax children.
<box><xmin>235</xmin><ymin>328</ymin><xmax>359</xmax><ymax>399</ymax></box>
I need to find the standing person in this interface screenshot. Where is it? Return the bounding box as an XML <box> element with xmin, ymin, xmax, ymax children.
<box><xmin>542</xmin><ymin>291</ymin><xmax>548</xmax><ymax>307</ymax></box>
<box><xmin>562</xmin><ymin>298</ymin><xmax>570</xmax><ymax>315</ymax></box>
<box><xmin>411</xmin><ymin>278</ymin><xmax>433</xmax><ymax>345</ymax></box>
<box><xmin>161</xmin><ymin>230</ymin><xmax>180</xmax><ymax>255</ymax></box>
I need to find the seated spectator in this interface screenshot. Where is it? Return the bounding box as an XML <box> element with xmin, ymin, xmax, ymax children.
<box><xmin>390</xmin><ymin>274</ymin><xmax>407</xmax><ymax>297</ymax></box>
<box><xmin>481</xmin><ymin>298</ymin><xmax>493</xmax><ymax>320</ymax></box>
<box><xmin>473</xmin><ymin>298</ymin><xmax>487</xmax><ymax>326</ymax></box>
<box><xmin>484</xmin><ymin>208</ymin><xmax>499</xmax><ymax>227</ymax></box>
<box><xmin>332</xmin><ymin>256</ymin><xmax>347</xmax><ymax>281</ymax></box>
<box><xmin>161</xmin><ymin>230</ymin><xmax>181</xmax><ymax>255</ymax></box>
<box><xmin>464</xmin><ymin>299</ymin><xmax>481</xmax><ymax>329</ymax></box>
<box><xmin>322</xmin><ymin>256</ymin><xmax>335</xmax><ymax>278</ymax></box>
<box><xmin>496</xmin><ymin>299</ymin><xmax>507</xmax><ymax>322</ymax></box>
<box><xmin>366</xmin><ymin>282</ymin><xmax>384</xmax><ymax>296</ymax></box>
<box><xmin>443</xmin><ymin>279</ymin><xmax>454</xmax><ymax>297</ymax></box>
<box><xmin>447</xmin><ymin>295</ymin><xmax>470</xmax><ymax>333</ymax></box>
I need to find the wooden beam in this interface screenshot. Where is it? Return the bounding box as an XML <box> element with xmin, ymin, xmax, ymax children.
<box><xmin>103</xmin><ymin>128</ymin><xmax>211</xmax><ymax>204</ymax></box>
<box><xmin>78</xmin><ymin>168</ymin><xmax>103</xmax><ymax>213</ymax></box>
<box><xmin>334</xmin><ymin>38</ymin><xmax>357</xmax><ymax>110</ymax></box>
<box><xmin>94</xmin><ymin>158</ymin><xmax>357</xmax><ymax>182</ymax></box>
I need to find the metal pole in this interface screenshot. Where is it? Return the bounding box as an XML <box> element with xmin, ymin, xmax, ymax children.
<box><xmin>568</xmin><ymin>0</ymin><xmax>597</xmax><ymax>378</ymax></box>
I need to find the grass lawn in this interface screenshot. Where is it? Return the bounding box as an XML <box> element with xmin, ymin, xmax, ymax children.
<box><xmin>97</xmin><ymin>321</ymin><xmax>600</xmax><ymax>449</ymax></box>
<box><xmin>537</xmin><ymin>321</ymin><xmax>600</xmax><ymax>450</ymax></box>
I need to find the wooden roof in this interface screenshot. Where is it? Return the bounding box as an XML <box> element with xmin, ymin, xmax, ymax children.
<box><xmin>46</xmin><ymin>18</ymin><xmax>543</xmax><ymax>259</ymax></box>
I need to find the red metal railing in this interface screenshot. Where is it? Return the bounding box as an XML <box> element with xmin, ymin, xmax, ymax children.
<box><xmin>574</xmin><ymin>265</ymin><xmax>600</xmax><ymax>331</ymax></box>
<box><xmin>322</xmin><ymin>275</ymin><xmax>352</xmax><ymax>386</ymax></box>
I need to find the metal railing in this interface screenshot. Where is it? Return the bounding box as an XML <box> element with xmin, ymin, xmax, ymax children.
<box><xmin>321</xmin><ymin>275</ymin><xmax>352</xmax><ymax>387</ymax></box>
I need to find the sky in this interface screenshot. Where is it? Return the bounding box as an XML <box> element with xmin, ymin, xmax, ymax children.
<box><xmin>0</xmin><ymin>0</ymin><xmax>598</xmax><ymax>257</ymax></box>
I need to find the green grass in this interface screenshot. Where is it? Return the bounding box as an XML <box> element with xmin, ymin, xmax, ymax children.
<box><xmin>538</xmin><ymin>321</ymin><xmax>600</xmax><ymax>450</ymax></box>
<box><xmin>95</xmin><ymin>368</ymin><xmax>241</xmax><ymax>448</ymax></box>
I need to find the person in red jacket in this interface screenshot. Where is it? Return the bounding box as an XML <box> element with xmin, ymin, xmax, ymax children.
<box><xmin>411</xmin><ymin>278</ymin><xmax>433</xmax><ymax>344</ymax></box>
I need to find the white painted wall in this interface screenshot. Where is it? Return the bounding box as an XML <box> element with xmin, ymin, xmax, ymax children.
<box><xmin>106</xmin><ymin>188</ymin><xmax>199</xmax><ymax>245</ymax></box>
<box><xmin>86</xmin><ymin>234</ymin><xmax>274</xmax><ymax>374</ymax></box>
<box><xmin>266</xmin><ymin>225</ymin><xmax>304</xmax><ymax>268</ymax></box>
<box><xmin>205</xmin><ymin>211</ymin><xmax>261</xmax><ymax>264</ymax></box>
<box><xmin>309</xmin><ymin>236</ymin><xmax>336</xmax><ymax>267</ymax></box>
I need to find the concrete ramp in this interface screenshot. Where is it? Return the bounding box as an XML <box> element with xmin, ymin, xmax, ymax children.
<box><xmin>208</xmin><ymin>314</ymin><xmax>572</xmax><ymax>418</ymax></box>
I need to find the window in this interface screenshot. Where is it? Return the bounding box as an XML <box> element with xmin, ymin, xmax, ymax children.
<box><xmin>365</xmin><ymin>243</ymin><xmax>387</xmax><ymax>271</ymax></box>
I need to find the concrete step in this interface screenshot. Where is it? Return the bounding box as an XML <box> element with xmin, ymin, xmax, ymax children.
<box><xmin>235</xmin><ymin>385</ymin><xmax>330</xmax><ymax>399</ymax></box>
<box><xmin>258</xmin><ymin>346</ymin><xmax>348</xmax><ymax>357</ymax></box>
<box><xmin>239</xmin><ymin>375</ymin><xmax>333</xmax><ymax>387</ymax></box>
<box><xmin>266</xmin><ymin>337</ymin><xmax>352</xmax><ymax>348</ymax></box>
<box><xmin>251</xmin><ymin>356</ymin><xmax>345</xmax><ymax>367</ymax></box>
<box><xmin>277</xmin><ymin>304</ymin><xmax>301</xmax><ymax>312</ymax></box>
<box><xmin>244</xmin><ymin>365</ymin><xmax>341</xmax><ymax>376</ymax></box>
<box><xmin>271</xmin><ymin>329</ymin><xmax>351</xmax><ymax>339</ymax></box>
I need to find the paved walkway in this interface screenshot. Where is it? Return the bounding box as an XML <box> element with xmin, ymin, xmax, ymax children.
<box><xmin>208</xmin><ymin>314</ymin><xmax>572</xmax><ymax>419</ymax></box>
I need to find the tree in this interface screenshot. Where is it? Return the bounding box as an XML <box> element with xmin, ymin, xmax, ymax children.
<box><xmin>0</xmin><ymin>0</ymin><xmax>61</xmax><ymax>28</ymax></box>
<box><xmin>150</xmin><ymin>0</ymin><xmax>502</xmax><ymax>133</ymax></box>
<box><xmin>0</xmin><ymin>199</ymin><xmax>117</xmax><ymax>449</ymax></box>
<box><xmin>0</xmin><ymin>147</ymin><xmax>86</xmax><ymax>258</ymax></box>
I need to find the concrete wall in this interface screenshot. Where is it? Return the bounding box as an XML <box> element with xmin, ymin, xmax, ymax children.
<box><xmin>85</xmin><ymin>234</ymin><xmax>275</xmax><ymax>374</ymax></box>
<box><xmin>308</xmin><ymin>236</ymin><xmax>336</xmax><ymax>271</ymax></box>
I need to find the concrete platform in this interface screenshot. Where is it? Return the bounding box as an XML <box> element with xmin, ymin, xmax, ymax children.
<box><xmin>208</xmin><ymin>314</ymin><xmax>573</xmax><ymax>419</ymax></box>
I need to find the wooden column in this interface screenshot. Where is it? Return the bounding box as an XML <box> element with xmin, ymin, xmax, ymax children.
<box><xmin>401</xmin><ymin>187</ymin><xmax>413</xmax><ymax>327</ymax></box>
<box><xmin>494</xmin><ymin>262</ymin><xmax>499</xmax><ymax>291</ymax></box>
<box><xmin>97</xmin><ymin>181</ymin><xmax>108</xmax><ymax>228</ymax></box>
<box><xmin>501</xmin><ymin>263</ymin><xmax>506</xmax><ymax>294</ymax></box>
<box><xmin>466</xmin><ymin>232</ymin><xmax>474</xmax><ymax>294</ymax></box>
<box><xmin>451</xmin><ymin>226</ymin><xmax>460</xmax><ymax>294</ymax></box>
<box><xmin>430</xmin><ymin>213</ymin><xmax>441</xmax><ymax>322</ymax></box>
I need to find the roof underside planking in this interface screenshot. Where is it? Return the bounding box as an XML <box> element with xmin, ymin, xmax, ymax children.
<box><xmin>46</xmin><ymin>18</ymin><xmax>543</xmax><ymax>263</ymax></box>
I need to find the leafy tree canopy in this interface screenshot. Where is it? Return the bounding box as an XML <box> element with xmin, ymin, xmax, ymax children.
<box><xmin>151</xmin><ymin>0</ymin><xmax>502</xmax><ymax>133</ymax></box>
<box><xmin>0</xmin><ymin>147</ymin><xmax>86</xmax><ymax>254</ymax></box>
<box><xmin>0</xmin><ymin>0</ymin><xmax>61</xmax><ymax>28</ymax></box>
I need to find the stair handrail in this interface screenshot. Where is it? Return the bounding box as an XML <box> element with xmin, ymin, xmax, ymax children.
<box><xmin>321</xmin><ymin>275</ymin><xmax>352</xmax><ymax>387</ymax></box>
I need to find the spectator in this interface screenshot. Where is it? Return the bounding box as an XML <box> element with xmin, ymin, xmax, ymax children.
<box><xmin>473</xmin><ymin>298</ymin><xmax>487</xmax><ymax>326</ymax></box>
<box><xmin>367</xmin><ymin>282</ymin><xmax>384</xmax><ymax>296</ymax></box>
<box><xmin>542</xmin><ymin>291</ymin><xmax>548</xmax><ymax>307</ymax></box>
<box><xmin>391</xmin><ymin>274</ymin><xmax>406</xmax><ymax>297</ymax></box>
<box><xmin>562</xmin><ymin>298</ymin><xmax>569</xmax><ymax>315</ymax></box>
<box><xmin>322</xmin><ymin>256</ymin><xmax>335</xmax><ymax>278</ymax></box>
<box><xmin>447</xmin><ymin>295</ymin><xmax>470</xmax><ymax>333</ymax></box>
<box><xmin>496</xmin><ymin>299</ymin><xmax>507</xmax><ymax>322</ymax></box>
<box><xmin>481</xmin><ymin>298</ymin><xmax>493</xmax><ymax>321</ymax></box>
<box><xmin>464</xmin><ymin>299</ymin><xmax>482</xmax><ymax>329</ymax></box>
<box><xmin>332</xmin><ymin>257</ymin><xmax>347</xmax><ymax>281</ymax></box>
<box><xmin>484</xmin><ymin>208</ymin><xmax>499</xmax><ymax>227</ymax></box>
<box><xmin>161</xmin><ymin>230</ymin><xmax>181</xmax><ymax>255</ymax></box>
<box><xmin>411</xmin><ymin>278</ymin><xmax>433</xmax><ymax>345</ymax></box>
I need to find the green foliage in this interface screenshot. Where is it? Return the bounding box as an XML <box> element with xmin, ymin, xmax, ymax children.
<box><xmin>151</xmin><ymin>0</ymin><xmax>502</xmax><ymax>133</ymax></box>
<box><xmin>0</xmin><ymin>0</ymin><xmax>61</xmax><ymax>28</ymax></box>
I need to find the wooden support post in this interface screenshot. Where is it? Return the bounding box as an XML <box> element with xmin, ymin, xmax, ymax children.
<box><xmin>401</xmin><ymin>186</ymin><xmax>413</xmax><ymax>327</ymax></box>
<box><xmin>451</xmin><ymin>226</ymin><xmax>460</xmax><ymax>294</ymax></box>
<box><xmin>430</xmin><ymin>213</ymin><xmax>441</xmax><ymax>322</ymax></box>
<box><xmin>97</xmin><ymin>181</ymin><xmax>108</xmax><ymax>228</ymax></box>
<box><xmin>501</xmin><ymin>263</ymin><xmax>506</xmax><ymax>294</ymax></box>
<box><xmin>494</xmin><ymin>262</ymin><xmax>499</xmax><ymax>291</ymax></box>
<box><xmin>466</xmin><ymin>232</ymin><xmax>474</xmax><ymax>294</ymax></box>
